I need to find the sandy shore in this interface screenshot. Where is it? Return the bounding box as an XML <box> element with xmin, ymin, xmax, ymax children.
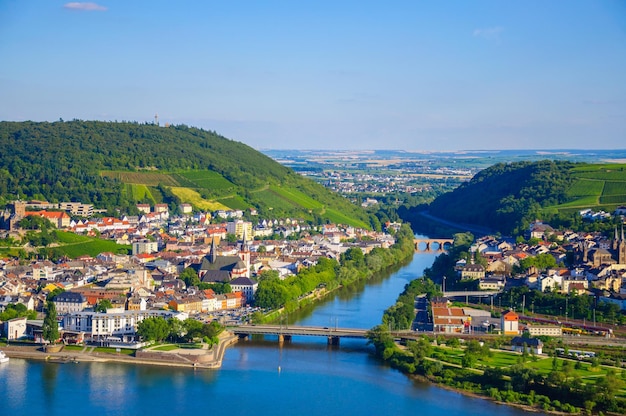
<box><xmin>1</xmin><ymin>332</ymin><xmax>239</xmax><ymax>369</ymax></box>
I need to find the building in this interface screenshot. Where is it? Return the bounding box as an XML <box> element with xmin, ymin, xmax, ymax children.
<box><xmin>226</xmin><ymin>220</ymin><xmax>253</xmax><ymax>240</ymax></box>
<box><xmin>136</xmin><ymin>204</ymin><xmax>151</xmax><ymax>214</ymax></box>
<box><xmin>196</xmin><ymin>238</ymin><xmax>249</xmax><ymax>282</ymax></box>
<box><xmin>24</xmin><ymin>210</ymin><xmax>71</xmax><ymax>228</ymax></box>
<box><xmin>58</xmin><ymin>202</ymin><xmax>93</xmax><ymax>217</ymax></box>
<box><xmin>53</xmin><ymin>292</ymin><xmax>88</xmax><ymax>315</ymax></box>
<box><xmin>63</xmin><ymin>310</ymin><xmax>183</xmax><ymax>340</ymax></box>
<box><xmin>501</xmin><ymin>310</ymin><xmax>519</xmax><ymax>335</ymax></box>
<box><xmin>526</xmin><ymin>325</ymin><xmax>562</xmax><ymax>337</ymax></box>
<box><xmin>132</xmin><ymin>239</ymin><xmax>159</xmax><ymax>256</ymax></box>
<box><xmin>179</xmin><ymin>203</ymin><xmax>193</xmax><ymax>214</ymax></box>
<box><xmin>460</xmin><ymin>264</ymin><xmax>485</xmax><ymax>280</ymax></box>
<box><xmin>3</xmin><ymin>316</ymin><xmax>27</xmax><ymax>340</ymax></box>
<box><xmin>0</xmin><ymin>200</ymin><xmax>26</xmax><ymax>230</ymax></box>
<box><xmin>511</xmin><ymin>336</ymin><xmax>543</xmax><ymax>355</ymax></box>
<box><xmin>229</xmin><ymin>276</ymin><xmax>258</xmax><ymax>304</ymax></box>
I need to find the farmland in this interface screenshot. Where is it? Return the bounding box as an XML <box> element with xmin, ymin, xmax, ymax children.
<box><xmin>544</xmin><ymin>163</ymin><xmax>626</xmax><ymax>215</ymax></box>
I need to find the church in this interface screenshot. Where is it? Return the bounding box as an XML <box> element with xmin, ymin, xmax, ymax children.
<box><xmin>584</xmin><ymin>225</ymin><xmax>626</xmax><ymax>267</ymax></box>
<box><xmin>195</xmin><ymin>236</ymin><xmax>251</xmax><ymax>283</ymax></box>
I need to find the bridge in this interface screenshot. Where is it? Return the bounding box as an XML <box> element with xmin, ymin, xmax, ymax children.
<box><xmin>414</xmin><ymin>238</ymin><xmax>454</xmax><ymax>252</ymax></box>
<box><xmin>229</xmin><ymin>324</ymin><xmax>369</xmax><ymax>345</ymax></box>
<box><xmin>443</xmin><ymin>290</ymin><xmax>501</xmax><ymax>298</ymax></box>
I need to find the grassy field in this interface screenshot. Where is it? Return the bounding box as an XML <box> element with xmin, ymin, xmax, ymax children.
<box><xmin>216</xmin><ymin>195</ymin><xmax>249</xmax><ymax>210</ymax></box>
<box><xmin>429</xmin><ymin>343</ymin><xmax>626</xmax><ymax>398</ymax></box>
<box><xmin>53</xmin><ymin>231</ymin><xmax>129</xmax><ymax>257</ymax></box>
<box><xmin>325</xmin><ymin>208</ymin><xmax>370</xmax><ymax>229</ymax></box>
<box><xmin>176</xmin><ymin>171</ymin><xmax>234</xmax><ymax>192</ymax></box>
<box><xmin>254</xmin><ymin>188</ymin><xmax>300</xmax><ymax>211</ymax></box>
<box><xmin>169</xmin><ymin>187</ymin><xmax>230</xmax><ymax>211</ymax></box>
<box><xmin>269</xmin><ymin>185</ymin><xmax>324</xmax><ymax>210</ymax></box>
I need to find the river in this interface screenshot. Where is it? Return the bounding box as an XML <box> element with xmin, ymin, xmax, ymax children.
<box><xmin>0</xmin><ymin>250</ymin><xmax>538</xmax><ymax>416</ymax></box>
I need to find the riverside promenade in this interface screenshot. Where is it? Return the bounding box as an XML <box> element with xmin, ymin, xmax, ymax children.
<box><xmin>1</xmin><ymin>331</ymin><xmax>238</xmax><ymax>369</ymax></box>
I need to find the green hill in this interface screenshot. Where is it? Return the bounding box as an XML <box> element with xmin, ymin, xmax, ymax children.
<box><xmin>424</xmin><ymin>160</ymin><xmax>626</xmax><ymax>235</ymax></box>
<box><xmin>0</xmin><ymin>120</ymin><xmax>371</xmax><ymax>228</ymax></box>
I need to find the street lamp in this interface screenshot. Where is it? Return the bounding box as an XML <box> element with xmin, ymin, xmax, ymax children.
<box><xmin>442</xmin><ymin>276</ymin><xmax>446</xmax><ymax>295</ymax></box>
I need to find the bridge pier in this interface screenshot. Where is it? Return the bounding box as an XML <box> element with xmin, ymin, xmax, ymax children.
<box><xmin>278</xmin><ymin>334</ymin><xmax>292</xmax><ymax>344</ymax></box>
<box><xmin>327</xmin><ymin>336</ymin><xmax>340</xmax><ymax>346</ymax></box>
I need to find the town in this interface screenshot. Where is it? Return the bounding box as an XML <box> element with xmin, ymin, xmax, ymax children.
<box><xmin>0</xmin><ymin>199</ymin><xmax>397</xmax><ymax>347</ymax></box>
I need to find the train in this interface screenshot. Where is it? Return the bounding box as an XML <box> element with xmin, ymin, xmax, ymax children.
<box><xmin>520</xmin><ymin>314</ymin><xmax>613</xmax><ymax>337</ymax></box>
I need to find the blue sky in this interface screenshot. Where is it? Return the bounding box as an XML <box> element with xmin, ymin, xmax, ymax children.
<box><xmin>1</xmin><ymin>1</ymin><xmax>625</xmax><ymax>150</ymax></box>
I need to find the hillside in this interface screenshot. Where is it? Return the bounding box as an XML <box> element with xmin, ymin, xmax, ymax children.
<box><xmin>422</xmin><ymin>160</ymin><xmax>626</xmax><ymax>235</ymax></box>
<box><xmin>0</xmin><ymin>120</ymin><xmax>371</xmax><ymax>228</ymax></box>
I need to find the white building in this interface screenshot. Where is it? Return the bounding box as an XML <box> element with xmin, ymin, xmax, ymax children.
<box><xmin>63</xmin><ymin>310</ymin><xmax>185</xmax><ymax>339</ymax></box>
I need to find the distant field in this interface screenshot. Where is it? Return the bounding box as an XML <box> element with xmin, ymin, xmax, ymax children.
<box><xmin>565</xmin><ymin>179</ymin><xmax>604</xmax><ymax>197</ymax></box>
<box><xmin>544</xmin><ymin>163</ymin><xmax>626</xmax><ymax>214</ymax></box>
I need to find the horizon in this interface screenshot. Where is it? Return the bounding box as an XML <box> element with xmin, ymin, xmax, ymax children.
<box><xmin>1</xmin><ymin>1</ymin><xmax>625</xmax><ymax>151</ymax></box>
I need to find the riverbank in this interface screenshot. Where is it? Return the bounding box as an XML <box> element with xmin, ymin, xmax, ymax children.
<box><xmin>1</xmin><ymin>331</ymin><xmax>239</xmax><ymax>369</ymax></box>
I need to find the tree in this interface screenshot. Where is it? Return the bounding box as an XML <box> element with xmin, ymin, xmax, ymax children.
<box><xmin>136</xmin><ymin>316</ymin><xmax>170</xmax><ymax>342</ymax></box>
<box><xmin>95</xmin><ymin>299</ymin><xmax>113</xmax><ymax>313</ymax></box>
<box><xmin>42</xmin><ymin>301</ymin><xmax>59</xmax><ymax>344</ymax></box>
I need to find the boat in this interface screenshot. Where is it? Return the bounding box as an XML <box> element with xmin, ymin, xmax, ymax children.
<box><xmin>0</xmin><ymin>351</ymin><xmax>9</xmax><ymax>364</ymax></box>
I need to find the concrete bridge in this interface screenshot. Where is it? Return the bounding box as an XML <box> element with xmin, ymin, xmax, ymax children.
<box><xmin>229</xmin><ymin>324</ymin><xmax>369</xmax><ymax>345</ymax></box>
<box><xmin>443</xmin><ymin>290</ymin><xmax>501</xmax><ymax>298</ymax></box>
<box><xmin>414</xmin><ymin>238</ymin><xmax>454</xmax><ymax>252</ymax></box>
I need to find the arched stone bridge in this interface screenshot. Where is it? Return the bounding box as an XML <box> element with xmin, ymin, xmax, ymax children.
<box><xmin>414</xmin><ymin>238</ymin><xmax>454</xmax><ymax>252</ymax></box>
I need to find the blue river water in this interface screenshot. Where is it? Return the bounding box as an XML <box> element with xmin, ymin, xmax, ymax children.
<box><xmin>0</xmin><ymin>250</ymin><xmax>538</xmax><ymax>416</ymax></box>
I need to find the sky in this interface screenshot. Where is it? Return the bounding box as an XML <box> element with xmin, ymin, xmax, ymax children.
<box><xmin>1</xmin><ymin>1</ymin><xmax>625</xmax><ymax>151</ymax></box>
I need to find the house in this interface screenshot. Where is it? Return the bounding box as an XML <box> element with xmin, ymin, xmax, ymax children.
<box><xmin>529</xmin><ymin>221</ymin><xmax>554</xmax><ymax>239</ymax></box>
<box><xmin>501</xmin><ymin>310</ymin><xmax>519</xmax><ymax>335</ymax></box>
<box><xmin>511</xmin><ymin>336</ymin><xmax>543</xmax><ymax>355</ymax></box>
<box><xmin>136</xmin><ymin>204</ymin><xmax>151</xmax><ymax>214</ymax></box>
<box><xmin>179</xmin><ymin>203</ymin><xmax>193</xmax><ymax>214</ymax></box>
<box><xmin>460</xmin><ymin>264</ymin><xmax>485</xmax><ymax>280</ymax></box>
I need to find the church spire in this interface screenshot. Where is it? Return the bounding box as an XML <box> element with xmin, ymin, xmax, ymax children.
<box><xmin>242</xmin><ymin>227</ymin><xmax>249</xmax><ymax>252</ymax></box>
<box><xmin>210</xmin><ymin>237</ymin><xmax>217</xmax><ymax>263</ymax></box>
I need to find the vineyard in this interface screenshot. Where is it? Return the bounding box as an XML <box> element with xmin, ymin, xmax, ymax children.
<box><xmin>547</xmin><ymin>164</ymin><xmax>626</xmax><ymax>214</ymax></box>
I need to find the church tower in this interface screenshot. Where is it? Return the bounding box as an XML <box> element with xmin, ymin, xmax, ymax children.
<box><xmin>617</xmin><ymin>224</ymin><xmax>626</xmax><ymax>264</ymax></box>
<box><xmin>239</xmin><ymin>228</ymin><xmax>251</xmax><ymax>272</ymax></box>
